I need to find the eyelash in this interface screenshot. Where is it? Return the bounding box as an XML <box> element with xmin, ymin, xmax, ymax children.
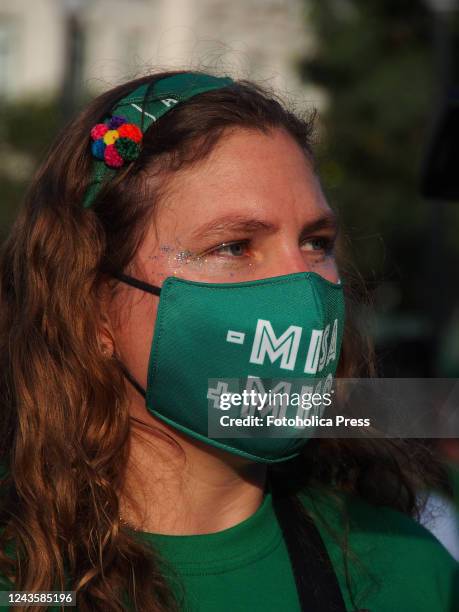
<box><xmin>206</xmin><ymin>236</ymin><xmax>335</xmax><ymax>258</ymax></box>
<box><xmin>301</xmin><ymin>236</ymin><xmax>335</xmax><ymax>253</ymax></box>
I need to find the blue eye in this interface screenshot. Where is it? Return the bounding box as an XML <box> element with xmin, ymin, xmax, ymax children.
<box><xmin>213</xmin><ymin>241</ymin><xmax>249</xmax><ymax>257</ymax></box>
<box><xmin>301</xmin><ymin>237</ymin><xmax>334</xmax><ymax>253</ymax></box>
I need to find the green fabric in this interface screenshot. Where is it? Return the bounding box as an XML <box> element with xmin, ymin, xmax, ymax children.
<box><xmin>83</xmin><ymin>72</ymin><xmax>234</xmax><ymax>208</ymax></box>
<box><xmin>137</xmin><ymin>490</ymin><xmax>300</xmax><ymax>612</ymax></box>
<box><xmin>134</xmin><ymin>487</ymin><xmax>459</xmax><ymax>612</ymax></box>
<box><xmin>301</xmin><ymin>488</ymin><xmax>459</xmax><ymax>612</ymax></box>
<box><xmin>1</xmin><ymin>486</ymin><xmax>458</xmax><ymax>610</ymax></box>
<box><xmin>145</xmin><ymin>272</ymin><xmax>344</xmax><ymax>463</ymax></box>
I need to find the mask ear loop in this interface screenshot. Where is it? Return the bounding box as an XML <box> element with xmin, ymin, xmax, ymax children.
<box><xmin>114</xmin><ymin>354</ymin><xmax>147</xmax><ymax>399</ymax></box>
<box><xmin>111</xmin><ymin>271</ymin><xmax>161</xmax><ymax>296</ymax></box>
<box><xmin>109</xmin><ymin>270</ymin><xmax>162</xmax><ymax>398</ymax></box>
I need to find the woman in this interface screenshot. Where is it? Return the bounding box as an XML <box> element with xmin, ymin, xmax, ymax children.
<box><xmin>0</xmin><ymin>70</ymin><xmax>457</xmax><ymax>612</ymax></box>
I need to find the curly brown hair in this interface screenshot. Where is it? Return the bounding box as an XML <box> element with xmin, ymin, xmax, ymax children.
<box><xmin>0</xmin><ymin>69</ymin><xmax>444</xmax><ymax>611</ymax></box>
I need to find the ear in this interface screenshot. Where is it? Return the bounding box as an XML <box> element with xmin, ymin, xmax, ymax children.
<box><xmin>98</xmin><ymin>312</ymin><xmax>115</xmax><ymax>357</ymax></box>
<box><xmin>97</xmin><ymin>279</ymin><xmax>116</xmax><ymax>358</ymax></box>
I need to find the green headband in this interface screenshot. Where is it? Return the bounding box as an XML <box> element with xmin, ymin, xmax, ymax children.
<box><xmin>83</xmin><ymin>72</ymin><xmax>235</xmax><ymax>209</ymax></box>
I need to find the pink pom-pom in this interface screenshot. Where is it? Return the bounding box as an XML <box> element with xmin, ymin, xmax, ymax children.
<box><xmin>104</xmin><ymin>144</ymin><xmax>124</xmax><ymax>168</ymax></box>
<box><xmin>91</xmin><ymin>123</ymin><xmax>108</xmax><ymax>140</ymax></box>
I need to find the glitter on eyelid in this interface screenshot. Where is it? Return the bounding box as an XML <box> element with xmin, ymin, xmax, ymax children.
<box><xmin>175</xmin><ymin>250</ymin><xmax>193</xmax><ymax>262</ymax></box>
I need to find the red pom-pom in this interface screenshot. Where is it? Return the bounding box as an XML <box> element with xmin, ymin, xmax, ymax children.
<box><xmin>91</xmin><ymin>123</ymin><xmax>108</xmax><ymax>140</ymax></box>
<box><xmin>104</xmin><ymin>144</ymin><xmax>124</xmax><ymax>168</ymax></box>
<box><xmin>117</xmin><ymin>123</ymin><xmax>142</xmax><ymax>143</ymax></box>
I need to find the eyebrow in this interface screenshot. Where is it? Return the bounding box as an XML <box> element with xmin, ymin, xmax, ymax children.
<box><xmin>299</xmin><ymin>212</ymin><xmax>338</xmax><ymax>238</ymax></box>
<box><xmin>190</xmin><ymin>211</ymin><xmax>338</xmax><ymax>241</ymax></box>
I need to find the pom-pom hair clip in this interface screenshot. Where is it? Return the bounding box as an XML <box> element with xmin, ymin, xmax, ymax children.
<box><xmin>90</xmin><ymin>115</ymin><xmax>143</xmax><ymax>168</ymax></box>
<box><xmin>83</xmin><ymin>72</ymin><xmax>235</xmax><ymax>208</ymax></box>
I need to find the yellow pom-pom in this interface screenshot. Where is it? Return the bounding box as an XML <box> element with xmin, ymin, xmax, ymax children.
<box><xmin>103</xmin><ymin>130</ymin><xmax>120</xmax><ymax>145</ymax></box>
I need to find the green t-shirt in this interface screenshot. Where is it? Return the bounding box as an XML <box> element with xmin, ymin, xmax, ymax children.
<box><xmin>132</xmin><ymin>486</ymin><xmax>459</xmax><ymax>612</ymax></box>
<box><xmin>1</xmin><ymin>486</ymin><xmax>458</xmax><ymax>611</ymax></box>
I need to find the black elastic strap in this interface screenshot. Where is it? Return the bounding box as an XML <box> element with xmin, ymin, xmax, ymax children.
<box><xmin>112</xmin><ymin>271</ymin><xmax>161</xmax><ymax>297</ymax></box>
<box><xmin>110</xmin><ymin>271</ymin><xmax>159</xmax><ymax>399</ymax></box>
<box><xmin>272</xmin><ymin>488</ymin><xmax>349</xmax><ymax>612</ymax></box>
<box><xmin>115</xmin><ymin>357</ymin><xmax>147</xmax><ymax>399</ymax></box>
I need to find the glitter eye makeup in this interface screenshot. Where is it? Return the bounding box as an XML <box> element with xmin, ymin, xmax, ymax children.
<box><xmin>144</xmin><ymin>210</ymin><xmax>338</xmax><ymax>284</ymax></box>
<box><xmin>156</xmin><ymin>241</ymin><xmax>257</xmax><ymax>280</ymax></box>
<box><xmin>175</xmin><ymin>250</ymin><xmax>194</xmax><ymax>263</ymax></box>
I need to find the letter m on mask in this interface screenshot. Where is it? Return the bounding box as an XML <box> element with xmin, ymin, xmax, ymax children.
<box><xmin>249</xmin><ymin>319</ymin><xmax>302</xmax><ymax>370</ymax></box>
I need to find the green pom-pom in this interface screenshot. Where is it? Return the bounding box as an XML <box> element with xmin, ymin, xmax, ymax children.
<box><xmin>115</xmin><ymin>138</ymin><xmax>140</xmax><ymax>162</ymax></box>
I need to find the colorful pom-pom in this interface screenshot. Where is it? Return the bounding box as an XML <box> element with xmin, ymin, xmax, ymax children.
<box><xmin>103</xmin><ymin>129</ymin><xmax>120</xmax><ymax>146</ymax></box>
<box><xmin>117</xmin><ymin>123</ymin><xmax>142</xmax><ymax>143</ymax></box>
<box><xmin>90</xmin><ymin>116</ymin><xmax>143</xmax><ymax>168</ymax></box>
<box><xmin>91</xmin><ymin>139</ymin><xmax>106</xmax><ymax>160</ymax></box>
<box><xmin>108</xmin><ymin>115</ymin><xmax>127</xmax><ymax>130</ymax></box>
<box><xmin>115</xmin><ymin>138</ymin><xmax>140</xmax><ymax>161</ymax></box>
<box><xmin>91</xmin><ymin>123</ymin><xmax>108</xmax><ymax>140</ymax></box>
<box><xmin>104</xmin><ymin>144</ymin><xmax>124</xmax><ymax>168</ymax></box>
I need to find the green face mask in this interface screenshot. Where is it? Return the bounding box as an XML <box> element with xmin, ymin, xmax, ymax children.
<box><xmin>113</xmin><ymin>271</ymin><xmax>345</xmax><ymax>463</ymax></box>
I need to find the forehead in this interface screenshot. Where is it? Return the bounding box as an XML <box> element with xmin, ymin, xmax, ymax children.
<box><xmin>146</xmin><ymin>127</ymin><xmax>331</xmax><ymax>240</ymax></box>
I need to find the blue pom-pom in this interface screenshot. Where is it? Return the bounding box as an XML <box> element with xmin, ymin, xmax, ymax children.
<box><xmin>91</xmin><ymin>139</ymin><xmax>106</xmax><ymax>160</ymax></box>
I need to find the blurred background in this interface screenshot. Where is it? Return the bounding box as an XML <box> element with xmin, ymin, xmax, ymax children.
<box><xmin>0</xmin><ymin>0</ymin><xmax>459</xmax><ymax>378</ymax></box>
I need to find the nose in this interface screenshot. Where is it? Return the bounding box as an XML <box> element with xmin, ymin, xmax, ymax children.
<box><xmin>267</xmin><ymin>244</ymin><xmax>340</xmax><ymax>285</ymax></box>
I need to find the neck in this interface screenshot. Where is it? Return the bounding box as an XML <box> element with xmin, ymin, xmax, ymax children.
<box><xmin>120</xmin><ymin>411</ymin><xmax>268</xmax><ymax>535</ymax></box>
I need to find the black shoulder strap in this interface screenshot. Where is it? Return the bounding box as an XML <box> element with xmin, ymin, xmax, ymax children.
<box><xmin>272</xmin><ymin>488</ymin><xmax>349</xmax><ymax>612</ymax></box>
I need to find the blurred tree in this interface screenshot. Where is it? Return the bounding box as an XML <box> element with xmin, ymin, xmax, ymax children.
<box><xmin>0</xmin><ymin>99</ymin><xmax>62</xmax><ymax>238</ymax></box>
<box><xmin>0</xmin><ymin>3</ymin><xmax>87</xmax><ymax>238</ymax></box>
<box><xmin>300</xmin><ymin>0</ymin><xmax>459</xmax><ymax>375</ymax></box>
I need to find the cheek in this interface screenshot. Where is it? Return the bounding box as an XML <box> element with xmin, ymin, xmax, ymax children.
<box><xmin>308</xmin><ymin>255</ymin><xmax>340</xmax><ymax>284</ymax></box>
<box><xmin>114</xmin><ymin>293</ymin><xmax>159</xmax><ymax>390</ymax></box>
